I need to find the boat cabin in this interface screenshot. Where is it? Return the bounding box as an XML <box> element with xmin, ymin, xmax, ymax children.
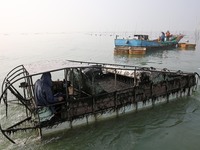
<box><xmin>134</xmin><ymin>35</ymin><xmax>149</xmax><ymax>40</ymax></box>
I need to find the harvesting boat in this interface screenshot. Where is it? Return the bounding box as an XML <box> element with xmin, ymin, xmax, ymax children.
<box><xmin>114</xmin><ymin>34</ymin><xmax>184</xmax><ymax>54</ymax></box>
<box><xmin>0</xmin><ymin>60</ymin><xmax>198</xmax><ymax>144</ymax></box>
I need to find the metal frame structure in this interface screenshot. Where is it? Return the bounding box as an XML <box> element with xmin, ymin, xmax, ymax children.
<box><xmin>0</xmin><ymin>60</ymin><xmax>198</xmax><ymax>144</ymax></box>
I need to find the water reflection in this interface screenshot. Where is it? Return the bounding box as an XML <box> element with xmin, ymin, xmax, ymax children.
<box><xmin>177</xmin><ymin>47</ymin><xmax>196</xmax><ymax>51</ymax></box>
<box><xmin>113</xmin><ymin>48</ymin><xmax>178</xmax><ymax>67</ymax></box>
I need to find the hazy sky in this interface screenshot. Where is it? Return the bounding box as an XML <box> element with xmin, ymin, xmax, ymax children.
<box><xmin>0</xmin><ymin>0</ymin><xmax>200</xmax><ymax>33</ymax></box>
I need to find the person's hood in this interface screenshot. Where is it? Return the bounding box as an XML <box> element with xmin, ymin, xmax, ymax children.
<box><xmin>41</xmin><ymin>72</ymin><xmax>52</xmax><ymax>87</ymax></box>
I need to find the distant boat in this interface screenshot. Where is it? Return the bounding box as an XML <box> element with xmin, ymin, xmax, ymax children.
<box><xmin>178</xmin><ymin>42</ymin><xmax>196</xmax><ymax>49</ymax></box>
<box><xmin>114</xmin><ymin>34</ymin><xmax>184</xmax><ymax>54</ymax></box>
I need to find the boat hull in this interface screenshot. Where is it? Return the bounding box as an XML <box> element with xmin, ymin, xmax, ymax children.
<box><xmin>114</xmin><ymin>44</ymin><xmax>177</xmax><ymax>54</ymax></box>
<box><xmin>114</xmin><ymin>34</ymin><xmax>183</xmax><ymax>54</ymax></box>
<box><xmin>115</xmin><ymin>39</ymin><xmax>161</xmax><ymax>47</ymax></box>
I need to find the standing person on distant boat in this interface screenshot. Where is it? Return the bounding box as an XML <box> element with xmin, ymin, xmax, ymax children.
<box><xmin>166</xmin><ymin>30</ymin><xmax>171</xmax><ymax>41</ymax></box>
<box><xmin>34</xmin><ymin>72</ymin><xmax>64</xmax><ymax>114</ymax></box>
<box><xmin>160</xmin><ymin>32</ymin><xmax>165</xmax><ymax>42</ymax></box>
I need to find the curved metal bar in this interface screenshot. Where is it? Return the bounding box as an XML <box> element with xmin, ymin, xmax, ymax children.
<box><xmin>0</xmin><ymin>125</ymin><xmax>15</xmax><ymax>144</ymax></box>
<box><xmin>1</xmin><ymin>65</ymin><xmax>24</xmax><ymax>89</ymax></box>
<box><xmin>5</xmin><ymin>67</ymin><xmax>26</xmax><ymax>81</ymax></box>
<box><xmin>0</xmin><ymin>117</ymin><xmax>33</xmax><ymax>144</ymax></box>
<box><xmin>8</xmin><ymin>86</ymin><xmax>31</xmax><ymax>111</ymax></box>
<box><xmin>1</xmin><ymin>70</ymin><xmax>28</xmax><ymax>106</ymax></box>
<box><xmin>194</xmin><ymin>72</ymin><xmax>200</xmax><ymax>90</ymax></box>
<box><xmin>1</xmin><ymin>65</ymin><xmax>26</xmax><ymax>103</ymax></box>
<box><xmin>0</xmin><ymin>76</ymin><xmax>28</xmax><ymax>103</ymax></box>
<box><xmin>8</xmin><ymin>71</ymin><xmax>27</xmax><ymax>84</ymax></box>
<box><xmin>0</xmin><ymin>77</ymin><xmax>33</xmax><ymax>117</ymax></box>
<box><xmin>0</xmin><ymin>72</ymin><xmax>30</xmax><ymax>105</ymax></box>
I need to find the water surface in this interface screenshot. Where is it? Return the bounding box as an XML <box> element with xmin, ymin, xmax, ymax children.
<box><xmin>0</xmin><ymin>32</ymin><xmax>200</xmax><ymax>150</ymax></box>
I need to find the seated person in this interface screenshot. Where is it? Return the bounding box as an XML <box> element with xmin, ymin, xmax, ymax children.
<box><xmin>34</xmin><ymin>72</ymin><xmax>64</xmax><ymax>115</ymax></box>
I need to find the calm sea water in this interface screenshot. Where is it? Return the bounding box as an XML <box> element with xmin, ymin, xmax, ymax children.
<box><xmin>0</xmin><ymin>32</ymin><xmax>200</xmax><ymax>150</ymax></box>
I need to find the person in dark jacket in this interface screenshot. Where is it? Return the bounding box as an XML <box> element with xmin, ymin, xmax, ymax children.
<box><xmin>160</xmin><ymin>32</ymin><xmax>165</xmax><ymax>42</ymax></box>
<box><xmin>34</xmin><ymin>72</ymin><xmax>63</xmax><ymax>113</ymax></box>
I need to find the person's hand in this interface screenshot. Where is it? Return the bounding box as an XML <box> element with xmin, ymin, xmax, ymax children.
<box><xmin>58</xmin><ymin>96</ymin><xmax>64</xmax><ymax>101</ymax></box>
